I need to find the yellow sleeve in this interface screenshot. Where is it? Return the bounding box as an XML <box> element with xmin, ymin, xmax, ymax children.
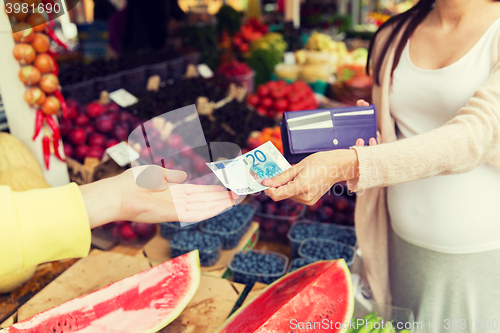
<box><xmin>0</xmin><ymin>183</ymin><xmax>91</xmax><ymax>276</ymax></box>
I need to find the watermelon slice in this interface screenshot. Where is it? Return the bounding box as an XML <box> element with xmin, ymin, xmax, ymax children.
<box><xmin>5</xmin><ymin>250</ymin><xmax>201</xmax><ymax>333</ymax></box>
<box><xmin>217</xmin><ymin>259</ymin><xmax>353</xmax><ymax>333</ymax></box>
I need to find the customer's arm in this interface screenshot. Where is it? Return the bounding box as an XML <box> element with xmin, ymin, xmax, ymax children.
<box><xmin>1</xmin><ymin>183</ymin><xmax>91</xmax><ymax>277</ymax></box>
<box><xmin>1</xmin><ymin>166</ymin><xmax>237</xmax><ymax>276</ymax></box>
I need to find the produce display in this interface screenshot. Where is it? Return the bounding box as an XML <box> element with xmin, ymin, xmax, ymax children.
<box><xmin>229</xmin><ymin>250</ymin><xmax>287</xmax><ymax>286</ymax></box>
<box><xmin>287</xmin><ymin>257</ymin><xmax>315</xmax><ymax>273</ymax></box>
<box><xmin>9</xmin><ymin>9</ymin><xmax>69</xmax><ymax>169</ymax></box>
<box><xmin>232</xmin><ymin>18</ymin><xmax>269</xmax><ymax>54</ymax></box>
<box><xmin>288</xmin><ymin>221</ymin><xmax>357</xmax><ymax>258</ymax></box>
<box><xmin>160</xmin><ymin>222</ymin><xmax>199</xmax><ymax>240</ymax></box>
<box><xmin>200</xmin><ymin>204</ymin><xmax>256</xmax><ymax>249</ymax></box>
<box><xmin>246</xmin><ymin>126</ymin><xmax>283</xmax><ymax>155</ymax></box>
<box><xmin>246</xmin><ymin>80</ymin><xmax>318</xmax><ymax>119</ymax></box>
<box><xmin>245</xmin><ymin>33</ymin><xmax>287</xmax><ymax>86</ymax></box>
<box><xmin>217</xmin><ymin>259</ymin><xmax>353</xmax><ymax>333</ymax></box>
<box><xmin>216</xmin><ymin>60</ymin><xmax>255</xmax><ymax>93</ymax></box>
<box><xmin>252</xmin><ymin>191</ymin><xmax>305</xmax><ymax>243</ymax></box>
<box><xmin>4</xmin><ymin>251</ymin><xmax>200</xmax><ymax>332</ymax></box>
<box><xmin>303</xmin><ymin>183</ymin><xmax>356</xmax><ymax>226</ymax></box>
<box><xmin>203</xmin><ymin>100</ymin><xmax>275</xmax><ymax>148</ymax></box>
<box><xmin>171</xmin><ymin>231</ymin><xmax>222</xmax><ymax>267</ymax></box>
<box><xmin>58</xmin><ymin>96</ymin><xmax>134</xmax><ymax>163</ymax></box>
<box><xmin>332</xmin><ymin>48</ymin><xmax>373</xmax><ymax>105</ymax></box>
<box><xmin>57</xmin><ymin>50</ymin><xmax>183</xmax><ymax>86</ymax></box>
<box><xmin>99</xmin><ymin>220</ymin><xmax>157</xmax><ymax>244</ymax></box>
<box><xmin>299</xmin><ymin>238</ymin><xmax>356</xmax><ymax>265</ymax></box>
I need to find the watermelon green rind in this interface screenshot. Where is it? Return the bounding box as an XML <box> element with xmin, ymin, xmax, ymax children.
<box><xmin>5</xmin><ymin>250</ymin><xmax>201</xmax><ymax>333</ymax></box>
<box><xmin>216</xmin><ymin>259</ymin><xmax>354</xmax><ymax>333</ymax></box>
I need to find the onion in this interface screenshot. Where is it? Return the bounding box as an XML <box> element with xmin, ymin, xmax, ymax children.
<box><xmin>5</xmin><ymin>0</ymin><xmax>27</xmax><ymax>21</ymax></box>
<box><xmin>18</xmin><ymin>66</ymin><xmax>41</xmax><ymax>85</ymax></box>
<box><xmin>12</xmin><ymin>44</ymin><xmax>36</xmax><ymax>65</ymax></box>
<box><xmin>12</xmin><ymin>22</ymin><xmax>34</xmax><ymax>43</ymax></box>
<box><xmin>34</xmin><ymin>53</ymin><xmax>55</xmax><ymax>73</ymax></box>
<box><xmin>41</xmin><ymin>96</ymin><xmax>60</xmax><ymax>116</ymax></box>
<box><xmin>27</xmin><ymin>13</ymin><xmax>47</xmax><ymax>32</ymax></box>
<box><xmin>31</xmin><ymin>33</ymin><xmax>50</xmax><ymax>53</ymax></box>
<box><xmin>24</xmin><ymin>87</ymin><xmax>46</xmax><ymax>107</ymax></box>
<box><xmin>39</xmin><ymin>73</ymin><xmax>59</xmax><ymax>93</ymax></box>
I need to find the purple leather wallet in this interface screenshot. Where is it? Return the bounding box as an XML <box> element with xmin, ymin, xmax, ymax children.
<box><xmin>281</xmin><ymin>105</ymin><xmax>378</xmax><ymax>164</ymax></box>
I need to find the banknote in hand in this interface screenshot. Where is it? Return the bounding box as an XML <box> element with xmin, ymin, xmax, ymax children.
<box><xmin>206</xmin><ymin>141</ymin><xmax>291</xmax><ymax>194</ymax></box>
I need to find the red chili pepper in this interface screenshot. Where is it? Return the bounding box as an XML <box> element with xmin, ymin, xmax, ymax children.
<box><xmin>41</xmin><ymin>0</ymin><xmax>56</xmax><ymax>28</ymax></box>
<box><xmin>52</xmin><ymin>55</ymin><xmax>59</xmax><ymax>76</ymax></box>
<box><xmin>47</xmin><ymin>49</ymin><xmax>59</xmax><ymax>59</ymax></box>
<box><xmin>44</xmin><ymin>114</ymin><xmax>60</xmax><ymax>141</ymax></box>
<box><xmin>54</xmin><ymin>90</ymin><xmax>67</xmax><ymax>118</ymax></box>
<box><xmin>42</xmin><ymin>136</ymin><xmax>51</xmax><ymax>170</ymax></box>
<box><xmin>52</xmin><ymin>136</ymin><xmax>65</xmax><ymax>162</ymax></box>
<box><xmin>32</xmin><ymin>109</ymin><xmax>44</xmax><ymax>141</ymax></box>
<box><xmin>46</xmin><ymin>26</ymin><xmax>68</xmax><ymax>50</ymax></box>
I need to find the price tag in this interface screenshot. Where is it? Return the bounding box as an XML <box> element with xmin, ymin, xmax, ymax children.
<box><xmin>106</xmin><ymin>142</ymin><xmax>140</xmax><ymax>167</ymax></box>
<box><xmin>109</xmin><ymin>89</ymin><xmax>139</xmax><ymax>108</ymax></box>
<box><xmin>197</xmin><ymin>64</ymin><xmax>214</xmax><ymax>79</ymax></box>
<box><xmin>146</xmin><ymin>75</ymin><xmax>161</xmax><ymax>92</ymax></box>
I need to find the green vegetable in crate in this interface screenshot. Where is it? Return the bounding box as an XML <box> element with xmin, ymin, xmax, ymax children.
<box><xmin>216</xmin><ymin>4</ymin><xmax>241</xmax><ymax>37</ymax></box>
<box><xmin>246</xmin><ymin>33</ymin><xmax>287</xmax><ymax>86</ymax></box>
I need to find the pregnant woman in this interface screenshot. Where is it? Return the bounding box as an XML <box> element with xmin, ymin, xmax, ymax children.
<box><xmin>264</xmin><ymin>0</ymin><xmax>500</xmax><ymax>328</ymax></box>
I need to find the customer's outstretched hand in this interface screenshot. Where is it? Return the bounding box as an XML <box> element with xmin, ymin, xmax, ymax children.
<box><xmin>80</xmin><ymin>165</ymin><xmax>238</xmax><ymax>228</ymax></box>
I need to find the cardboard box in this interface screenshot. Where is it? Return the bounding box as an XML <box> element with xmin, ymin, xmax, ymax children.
<box><xmin>66</xmin><ymin>156</ymin><xmax>127</xmax><ymax>185</ymax></box>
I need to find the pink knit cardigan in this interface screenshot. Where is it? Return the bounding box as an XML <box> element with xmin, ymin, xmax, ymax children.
<box><xmin>350</xmin><ymin>22</ymin><xmax>500</xmax><ymax>306</ymax></box>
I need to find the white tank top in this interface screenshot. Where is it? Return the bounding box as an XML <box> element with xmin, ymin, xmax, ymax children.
<box><xmin>387</xmin><ymin>18</ymin><xmax>500</xmax><ymax>254</ymax></box>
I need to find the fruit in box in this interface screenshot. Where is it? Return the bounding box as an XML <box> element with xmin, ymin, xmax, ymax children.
<box><xmin>4</xmin><ymin>251</ymin><xmax>200</xmax><ymax>332</ymax></box>
<box><xmin>249</xmin><ymin>81</ymin><xmax>318</xmax><ymax>119</ymax></box>
<box><xmin>216</xmin><ymin>259</ymin><xmax>353</xmax><ymax>332</ymax></box>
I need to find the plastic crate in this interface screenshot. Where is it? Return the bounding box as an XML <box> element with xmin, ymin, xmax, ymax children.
<box><xmin>147</xmin><ymin>62</ymin><xmax>169</xmax><ymax>81</ymax></box>
<box><xmin>298</xmin><ymin>238</ymin><xmax>356</xmax><ymax>266</ymax></box>
<box><xmin>200</xmin><ymin>204</ymin><xmax>257</xmax><ymax>249</ymax></box>
<box><xmin>185</xmin><ymin>52</ymin><xmax>200</xmax><ymax>66</ymax></box>
<box><xmin>121</xmin><ymin>66</ymin><xmax>147</xmax><ymax>94</ymax></box>
<box><xmin>168</xmin><ymin>57</ymin><xmax>186</xmax><ymax>79</ymax></box>
<box><xmin>228</xmin><ymin>249</ymin><xmax>288</xmax><ymax>287</ymax></box>
<box><xmin>62</xmin><ymin>80</ymin><xmax>96</xmax><ymax>104</ymax></box>
<box><xmin>227</xmin><ymin>70</ymin><xmax>255</xmax><ymax>95</ymax></box>
<box><xmin>287</xmin><ymin>257</ymin><xmax>316</xmax><ymax>273</ymax></box>
<box><xmin>253</xmin><ymin>202</ymin><xmax>306</xmax><ymax>244</ymax></box>
<box><xmin>159</xmin><ymin>222</ymin><xmax>200</xmax><ymax>240</ymax></box>
<box><xmin>288</xmin><ymin>220</ymin><xmax>357</xmax><ymax>259</ymax></box>
<box><xmin>170</xmin><ymin>231</ymin><xmax>221</xmax><ymax>266</ymax></box>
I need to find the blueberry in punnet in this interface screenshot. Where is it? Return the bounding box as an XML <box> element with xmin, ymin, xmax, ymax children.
<box><xmin>171</xmin><ymin>230</ymin><xmax>221</xmax><ymax>266</ymax></box>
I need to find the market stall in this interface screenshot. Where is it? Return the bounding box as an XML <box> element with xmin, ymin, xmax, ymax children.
<box><xmin>0</xmin><ymin>0</ymin><xmax>420</xmax><ymax>332</ymax></box>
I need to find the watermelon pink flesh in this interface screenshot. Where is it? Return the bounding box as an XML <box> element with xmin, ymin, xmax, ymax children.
<box><xmin>217</xmin><ymin>259</ymin><xmax>353</xmax><ymax>333</ymax></box>
<box><xmin>5</xmin><ymin>250</ymin><xmax>200</xmax><ymax>333</ymax></box>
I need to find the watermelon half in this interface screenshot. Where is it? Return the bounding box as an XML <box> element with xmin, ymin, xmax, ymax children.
<box><xmin>217</xmin><ymin>259</ymin><xmax>354</xmax><ymax>333</ymax></box>
<box><xmin>5</xmin><ymin>250</ymin><xmax>201</xmax><ymax>333</ymax></box>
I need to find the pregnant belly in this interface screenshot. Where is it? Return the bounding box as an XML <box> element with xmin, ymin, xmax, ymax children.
<box><xmin>387</xmin><ymin>164</ymin><xmax>500</xmax><ymax>253</ymax></box>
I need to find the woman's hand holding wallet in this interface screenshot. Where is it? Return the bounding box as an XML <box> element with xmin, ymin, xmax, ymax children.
<box><xmin>264</xmin><ymin>100</ymin><xmax>379</xmax><ymax>205</ymax></box>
